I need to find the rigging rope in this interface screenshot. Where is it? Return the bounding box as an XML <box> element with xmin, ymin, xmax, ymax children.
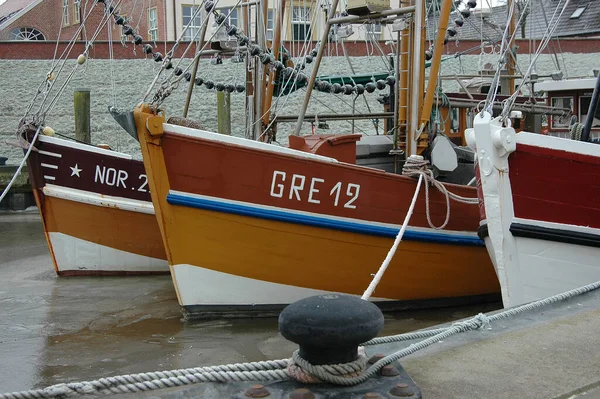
<box><xmin>500</xmin><ymin>0</ymin><xmax>571</xmax><ymax>121</ymax></box>
<box><xmin>0</xmin><ymin>126</ymin><xmax>41</xmax><ymax>204</ymax></box>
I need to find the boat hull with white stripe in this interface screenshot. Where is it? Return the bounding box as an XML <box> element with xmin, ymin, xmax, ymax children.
<box><xmin>468</xmin><ymin>113</ymin><xmax>600</xmax><ymax>308</ymax></box>
<box><xmin>22</xmin><ymin>130</ymin><xmax>168</xmax><ymax>275</ymax></box>
<box><xmin>133</xmin><ymin>105</ymin><xmax>500</xmax><ymax>316</ymax></box>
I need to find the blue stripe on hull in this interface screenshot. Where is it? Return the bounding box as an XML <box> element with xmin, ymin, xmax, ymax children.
<box><xmin>166</xmin><ymin>193</ymin><xmax>484</xmax><ymax>247</ymax></box>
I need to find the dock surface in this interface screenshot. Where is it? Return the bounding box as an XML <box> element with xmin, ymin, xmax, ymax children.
<box><xmin>396</xmin><ymin>289</ymin><xmax>600</xmax><ymax>398</ymax></box>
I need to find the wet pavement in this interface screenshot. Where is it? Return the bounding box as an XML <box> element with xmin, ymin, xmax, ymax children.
<box><xmin>0</xmin><ymin>211</ymin><xmax>501</xmax><ymax>394</ymax></box>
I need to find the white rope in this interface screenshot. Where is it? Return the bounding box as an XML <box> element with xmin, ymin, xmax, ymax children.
<box><xmin>0</xmin><ymin>359</ymin><xmax>291</xmax><ymax>399</ymax></box>
<box><xmin>401</xmin><ymin>155</ymin><xmax>478</xmax><ymax>230</ymax></box>
<box><xmin>362</xmin><ymin>171</ymin><xmax>423</xmax><ymax>300</ymax></box>
<box><xmin>287</xmin><ymin>348</ymin><xmax>368</xmax><ymax>384</ymax></box>
<box><xmin>364</xmin><ymin>279</ymin><xmax>600</xmax><ymax>345</ymax></box>
<box><xmin>0</xmin><ymin>126</ymin><xmax>41</xmax><ymax>204</ymax></box>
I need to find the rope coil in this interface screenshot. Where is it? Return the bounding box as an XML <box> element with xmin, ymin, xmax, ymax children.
<box><xmin>401</xmin><ymin>155</ymin><xmax>478</xmax><ymax>230</ymax></box>
<box><xmin>570</xmin><ymin>122</ymin><xmax>584</xmax><ymax>141</ymax></box>
<box><xmin>287</xmin><ymin>348</ymin><xmax>368</xmax><ymax>384</ymax></box>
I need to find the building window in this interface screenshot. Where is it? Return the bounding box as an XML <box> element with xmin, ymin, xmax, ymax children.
<box><xmin>579</xmin><ymin>96</ymin><xmax>600</xmax><ymax>129</ymax></box>
<box><xmin>291</xmin><ymin>6</ymin><xmax>311</xmax><ymax>41</ymax></box>
<box><xmin>73</xmin><ymin>0</ymin><xmax>81</xmax><ymax>23</ymax></box>
<box><xmin>266</xmin><ymin>9</ymin><xmax>274</xmax><ymax>40</ymax></box>
<box><xmin>550</xmin><ymin>96</ymin><xmax>574</xmax><ymax>129</ymax></box>
<box><xmin>182</xmin><ymin>5</ymin><xmax>202</xmax><ymax>41</ymax></box>
<box><xmin>148</xmin><ymin>7</ymin><xmax>158</xmax><ymax>41</ymax></box>
<box><xmin>63</xmin><ymin>0</ymin><xmax>69</xmax><ymax>25</ymax></box>
<box><xmin>119</xmin><ymin>14</ymin><xmax>128</xmax><ymax>42</ymax></box>
<box><xmin>570</xmin><ymin>6</ymin><xmax>586</xmax><ymax>19</ymax></box>
<box><xmin>10</xmin><ymin>27</ymin><xmax>46</xmax><ymax>40</ymax></box>
<box><xmin>219</xmin><ymin>7</ymin><xmax>238</xmax><ymax>27</ymax></box>
<box><xmin>365</xmin><ymin>23</ymin><xmax>382</xmax><ymax>37</ymax></box>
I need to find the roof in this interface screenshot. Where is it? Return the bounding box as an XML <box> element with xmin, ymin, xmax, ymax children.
<box><xmin>0</xmin><ymin>0</ymin><xmax>43</xmax><ymax>30</ymax></box>
<box><xmin>426</xmin><ymin>0</ymin><xmax>600</xmax><ymax>42</ymax></box>
<box><xmin>535</xmin><ymin>77</ymin><xmax>599</xmax><ymax>92</ymax></box>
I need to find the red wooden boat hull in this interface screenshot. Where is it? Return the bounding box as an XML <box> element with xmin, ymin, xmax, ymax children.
<box><xmin>470</xmin><ymin>114</ymin><xmax>600</xmax><ymax>307</ymax></box>
<box><xmin>134</xmin><ymin>107</ymin><xmax>500</xmax><ymax>315</ymax></box>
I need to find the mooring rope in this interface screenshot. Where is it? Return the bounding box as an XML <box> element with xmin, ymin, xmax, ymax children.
<box><xmin>401</xmin><ymin>155</ymin><xmax>478</xmax><ymax>230</ymax></box>
<box><xmin>287</xmin><ymin>349</ymin><xmax>368</xmax><ymax>384</ymax></box>
<box><xmin>2</xmin><ymin>280</ymin><xmax>599</xmax><ymax>398</ymax></box>
<box><xmin>362</xmin><ymin>160</ymin><xmax>424</xmax><ymax>300</ymax></box>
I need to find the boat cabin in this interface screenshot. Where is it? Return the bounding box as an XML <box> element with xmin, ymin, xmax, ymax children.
<box><xmin>535</xmin><ymin>77</ymin><xmax>600</xmax><ymax>140</ymax></box>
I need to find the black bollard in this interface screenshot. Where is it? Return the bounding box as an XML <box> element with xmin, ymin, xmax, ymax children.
<box><xmin>278</xmin><ymin>294</ymin><xmax>384</xmax><ymax>366</ymax></box>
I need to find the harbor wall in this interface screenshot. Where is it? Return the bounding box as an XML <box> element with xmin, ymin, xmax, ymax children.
<box><xmin>1</xmin><ymin>38</ymin><xmax>599</xmax><ymax>59</ymax></box>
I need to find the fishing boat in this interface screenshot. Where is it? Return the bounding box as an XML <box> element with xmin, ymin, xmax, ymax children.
<box><xmin>5</xmin><ymin>0</ymin><xmax>182</xmax><ymax>275</ymax></box>
<box><xmin>118</xmin><ymin>0</ymin><xmax>509</xmax><ymax>317</ymax></box>
<box><xmin>466</xmin><ymin>0</ymin><xmax>600</xmax><ymax>307</ymax></box>
<box><xmin>20</xmin><ymin>127</ymin><xmax>168</xmax><ymax>276</ymax></box>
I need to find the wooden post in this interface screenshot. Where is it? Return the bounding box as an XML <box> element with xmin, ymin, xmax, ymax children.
<box><xmin>74</xmin><ymin>88</ymin><xmax>91</xmax><ymax>144</ymax></box>
<box><xmin>217</xmin><ymin>91</ymin><xmax>231</xmax><ymax>135</ymax></box>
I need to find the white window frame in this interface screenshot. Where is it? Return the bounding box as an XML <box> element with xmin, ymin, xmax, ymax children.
<box><xmin>366</xmin><ymin>22</ymin><xmax>382</xmax><ymax>36</ymax></box>
<box><xmin>119</xmin><ymin>14</ymin><xmax>128</xmax><ymax>42</ymax></box>
<box><xmin>182</xmin><ymin>4</ymin><xmax>202</xmax><ymax>41</ymax></box>
<box><xmin>73</xmin><ymin>0</ymin><xmax>81</xmax><ymax>23</ymax></box>
<box><xmin>10</xmin><ymin>27</ymin><xmax>46</xmax><ymax>40</ymax></box>
<box><xmin>148</xmin><ymin>7</ymin><xmax>158</xmax><ymax>41</ymax></box>
<box><xmin>63</xmin><ymin>0</ymin><xmax>69</xmax><ymax>26</ymax></box>
<box><xmin>219</xmin><ymin>7</ymin><xmax>238</xmax><ymax>27</ymax></box>
<box><xmin>291</xmin><ymin>5</ymin><xmax>311</xmax><ymax>41</ymax></box>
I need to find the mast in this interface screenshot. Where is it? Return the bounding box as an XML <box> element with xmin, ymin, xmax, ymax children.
<box><xmin>418</xmin><ymin>0</ymin><xmax>453</xmax><ymax>131</ymax></box>
<box><xmin>261</xmin><ymin>0</ymin><xmax>286</xmax><ymax>137</ymax></box>
<box><xmin>253</xmin><ymin>0</ymin><xmax>267</xmax><ymax>140</ymax></box>
<box><xmin>394</xmin><ymin>14</ymin><xmax>410</xmax><ymax>170</ymax></box>
<box><xmin>243</xmin><ymin>2</ymin><xmax>254</xmax><ymax>138</ymax></box>
<box><xmin>258</xmin><ymin>0</ymin><xmax>271</xmax><ymax>141</ymax></box>
<box><xmin>406</xmin><ymin>0</ymin><xmax>424</xmax><ymax>156</ymax></box>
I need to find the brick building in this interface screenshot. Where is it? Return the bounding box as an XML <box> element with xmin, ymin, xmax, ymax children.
<box><xmin>0</xmin><ymin>0</ymin><xmax>599</xmax><ymax>59</ymax></box>
<box><xmin>0</xmin><ymin>0</ymin><xmax>166</xmax><ymax>42</ymax></box>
